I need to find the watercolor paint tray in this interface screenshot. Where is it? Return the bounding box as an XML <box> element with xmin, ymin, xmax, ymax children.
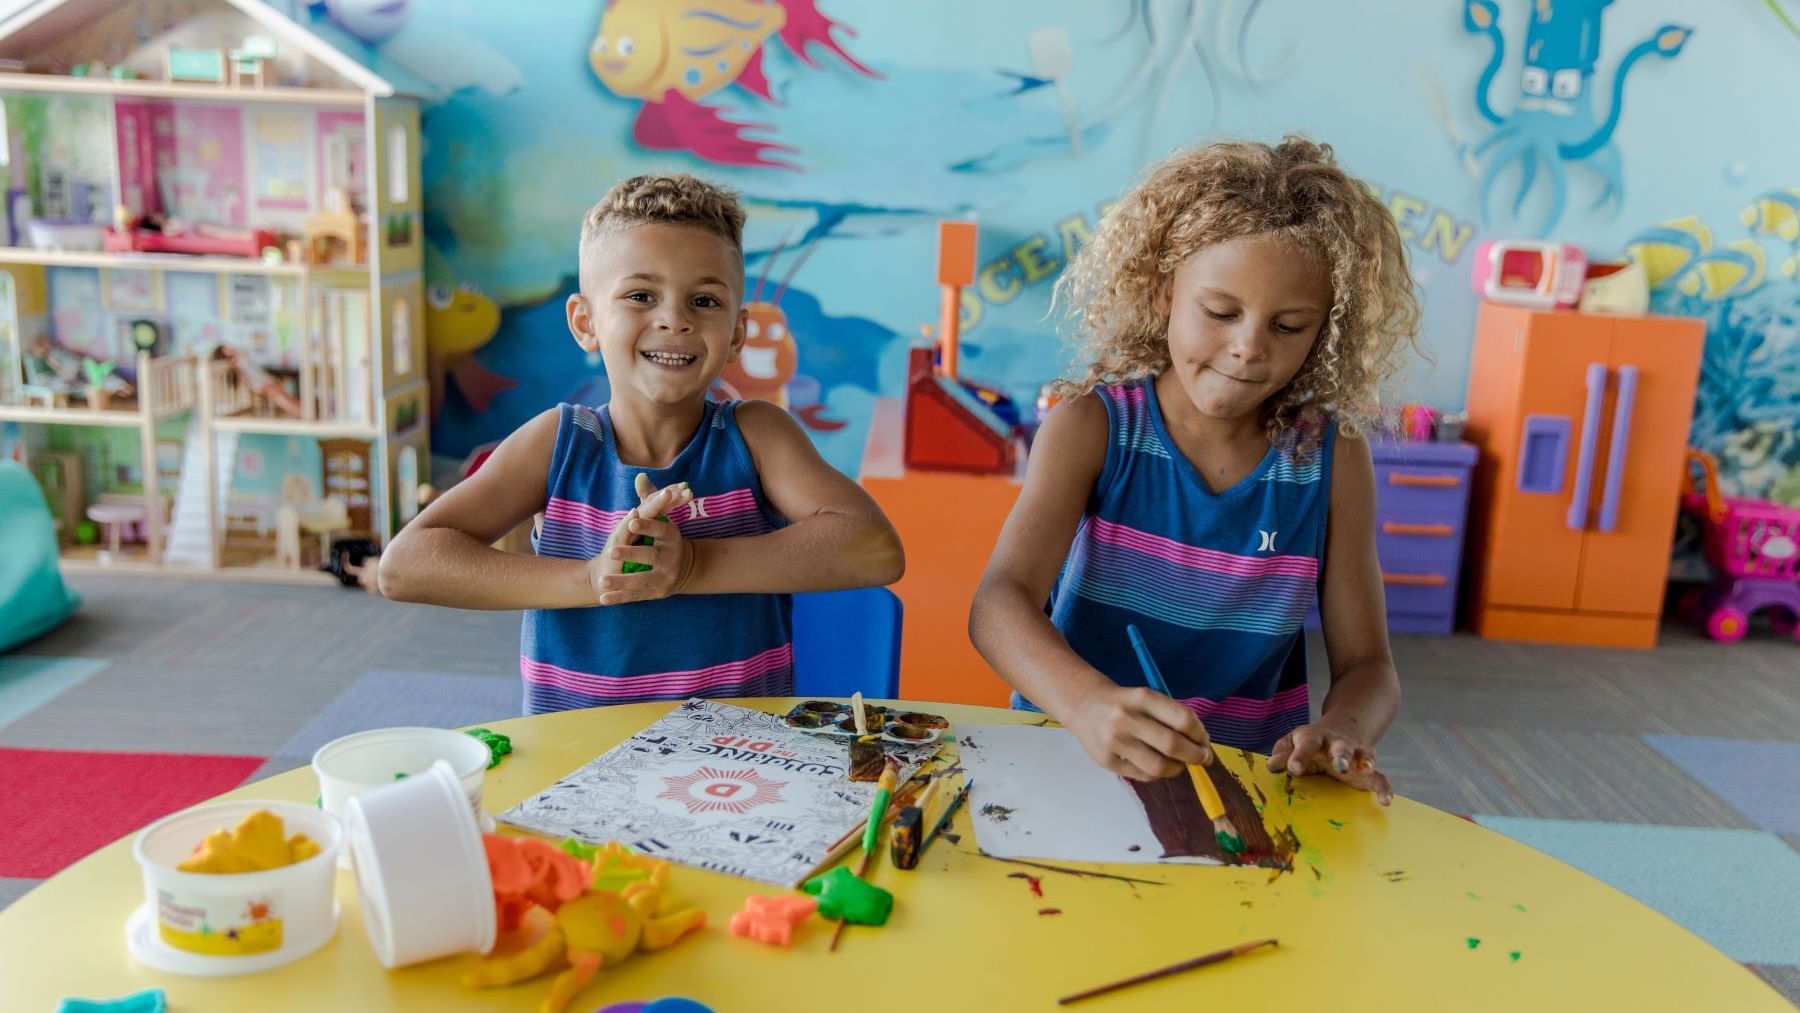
<box><xmin>778</xmin><ymin>700</ymin><xmax>951</xmax><ymax>745</ymax></box>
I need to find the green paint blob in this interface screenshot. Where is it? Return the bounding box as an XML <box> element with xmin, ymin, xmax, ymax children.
<box><xmin>1466</xmin><ymin>937</ymin><xmax>1481</xmax><ymax>950</ymax></box>
<box><xmin>1512</xmin><ymin>902</ymin><xmax>1528</xmax><ymax>913</ymax></box>
<box><xmin>1509</xmin><ymin>951</ymin><xmax>1522</xmax><ymax>963</ymax></box>
<box><xmin>1327</xmin><ymin>819</ymin><xmax>1344</xmax><ymax>829</ymax></box>
<box><xmin>1468</xmin><ymin>891</ymin><xmax>1482</xmax><ymax>900</ymax></box>
<box><xmin>1216</xmin><ymin>829</ymin><xmax>1246</xmax><ymax>854</ymax></box>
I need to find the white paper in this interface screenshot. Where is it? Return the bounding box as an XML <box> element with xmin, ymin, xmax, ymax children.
<box><xmin>498</xmin><ymin>699</ymin><xmax>941</xmax><ymax>887</ymax></box>
<box><xmin>958</xmin><ymin>724</ymin><xmax>1220</xmax><ymax>866</ymax></box>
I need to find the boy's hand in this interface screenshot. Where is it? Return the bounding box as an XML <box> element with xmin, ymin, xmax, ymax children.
<box><xmin>1266</xmin><ymin>718</ymin><xmax>1394</xmax><ymax>805</ymax></box>
<box><xmin>1065</xmin><ymin>682</ymin><xmax>1214</xmax><ymax>781</ymax></box>
<box><xmin>589</xmin><ymin>478</ymin><xmax>694</xmax><ymax>606</ymax></box>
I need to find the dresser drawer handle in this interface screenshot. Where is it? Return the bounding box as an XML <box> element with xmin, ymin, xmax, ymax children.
<box><xmin>1388</xmin><ymin>472</ymin><xmax>1462</xmax><ymax>489</ymax></box>
<box><xmin>1382</xmin><ymin>522</ymin><xmax>1455</xmax><ymax>537</ymax></box>
<box><xmin>1382</xmin><ymin>572</ymin><xmax>1449</xmax><ymax>587</ymax></box>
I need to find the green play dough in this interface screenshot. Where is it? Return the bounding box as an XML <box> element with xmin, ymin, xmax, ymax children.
<box><xmin>802</xmin><ymin>866</ymin><xmax>893</xmax><ymax>926</ymax></box>
<box><xmin>620</xmin><ymin>514</ymin><xmax>670</xmax><ymax>574</ymax></box>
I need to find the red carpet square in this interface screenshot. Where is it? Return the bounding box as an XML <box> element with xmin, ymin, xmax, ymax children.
<box><xmin>0</xmin><ymin>748</ymin><xmax>264</xmax><ymax>878</ymax></box>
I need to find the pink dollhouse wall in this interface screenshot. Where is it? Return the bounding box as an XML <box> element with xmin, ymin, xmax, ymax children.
<box><xmin>111</xmin><ymin>102</ymin><xmax>364</xmax><ymax>226</ymax></box>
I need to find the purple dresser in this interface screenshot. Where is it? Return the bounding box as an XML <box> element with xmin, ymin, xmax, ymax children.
<box><xmin>1370</xmin><ymin>440</ymin><xmax>1478</xmax><ymax>634</ymax></box>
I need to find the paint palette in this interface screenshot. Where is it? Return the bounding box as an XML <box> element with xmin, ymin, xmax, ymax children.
<box><xmin>778</xmin><ymin>700</ymin><xmax>950</xmax><ymax>745</ymax></box>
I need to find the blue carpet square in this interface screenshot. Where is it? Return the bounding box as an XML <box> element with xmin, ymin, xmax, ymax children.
<box><xmin>1475</xmin><ymin>816</ymin><xmax>1800</xmax><ymax>965</ymax></box>
<box><xmin>270</xmin><ymin>669</ymin><xmax>521</xmax><ymax>763</ymax></box>
<box><xmin>0</xmin><ymin>657</ymin><xmax>107</xmax><ymax>731</ymax></box>
<box><xmin>1645</xmin><ymin>735</ymin><xmax>1800</xmax><ymax>836</ymax></box>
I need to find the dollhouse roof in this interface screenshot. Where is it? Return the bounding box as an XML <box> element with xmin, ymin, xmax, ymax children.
<box><xmin>0</xmin><ymin>0</ymin><xmax>434</xmax><ymax>99</ymax></box>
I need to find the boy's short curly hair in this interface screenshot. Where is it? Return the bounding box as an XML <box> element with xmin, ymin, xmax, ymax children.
<box><xmin>580</xmin><ymin>174</ymin><xmax>746</xmax><ymax>287</ymax></box>
<box><xmin>1053</xmin><ymin>135</ymin><xmax>1421</xmax><ymax>446</ymax></box>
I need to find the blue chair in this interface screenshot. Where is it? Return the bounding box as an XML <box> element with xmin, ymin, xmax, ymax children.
<box><xmin>792</xmin><ymin>587</ymin><xmax>902</xmax><ymax>699</ymax></box>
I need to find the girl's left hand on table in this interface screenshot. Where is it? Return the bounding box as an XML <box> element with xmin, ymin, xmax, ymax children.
<box><xmin>1267</xmin><ymin>719</ymin><xmax>1393</xmax><ymax>805</ymax></box>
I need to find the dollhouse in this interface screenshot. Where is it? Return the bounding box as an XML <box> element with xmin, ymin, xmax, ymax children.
<box><xmin>0</xmin><ymin>0</ymin><xmax>429</xmax><ymax>576</ymax></box>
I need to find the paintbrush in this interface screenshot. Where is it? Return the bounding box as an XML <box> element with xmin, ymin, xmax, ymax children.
<box><xmin>1125</xmin><ymin>624</ymin><xmax>1244</xmax><ymax>856</ymax></box>
<box><xmin>1057</xmin><ymin>938</ymin><xmax>1278</xmax><ymax>1005</ymax></box>
<box><xmin>828</xmin><ymin>758</ymin><xmax>899</xmax><ymax>952</ymax></box>
<box><xmin>920</xmin><ymin>776</ymin><xmax>973</xmax><ymax>855</ymax></box>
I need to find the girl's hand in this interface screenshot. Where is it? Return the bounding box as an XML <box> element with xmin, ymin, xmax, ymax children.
<box><xmin>1266</xmin><ymin>719</ymin><xmax>1394</xmax><ymax>805</ymax></box>
<box><xmin>1065</xmin><ymin>683</ymin><xmax>1214</xmax><ymax>782</ymax></box>
<box><xmin>589</xmin><ymin>480</ymin><xmax>694</xmax><ymax>606</ymax></box>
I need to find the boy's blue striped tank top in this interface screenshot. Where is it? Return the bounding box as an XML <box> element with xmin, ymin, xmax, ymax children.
<box><xmin>1022</xmin><ymin>378</ymin><xmax>1333</xmax><ymax>753</ymax></box>
<box><xmin>520</xmin><ymin>400</ymin><xmax>793</xmax><ymax>714</ymax></box>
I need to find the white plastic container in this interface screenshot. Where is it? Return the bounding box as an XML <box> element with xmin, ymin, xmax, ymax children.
<box><xmin>312</xmin><ymin>726</ymin><xmax>492</xmax><ymax>866</ymax></box>
<box><xmin>345</xmin><ymin>759</ymin><xmax>497</xmax><ymax>969</ymax></box>
<box><xmin>127</xmin><ymin>799</ymin><xmax>342</xmax><ymax>976</ymax></box>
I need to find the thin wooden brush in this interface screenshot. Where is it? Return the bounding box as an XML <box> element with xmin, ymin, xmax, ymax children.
<box><xmin>1058</xmin><ymin>938</ymin><xmax>1278</xmax><ymax>1004</ymax></box>
<box><xmin>1125</xmin><ymin>623</ymin><xmax>1244</xmax><ymax>855</ymax></box>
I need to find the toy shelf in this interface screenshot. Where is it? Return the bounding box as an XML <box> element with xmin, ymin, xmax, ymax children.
<box><xmin>0</xmin><ymin>246</ymin><xmax>316</xmax><ymax>277</ymax></box>
<box><xmin>0</xmin><ymin>403</ymin><xmax>143</xmax><ymax>426</ymax></box>
<box><xmin>210</xmin><ymin>415</ymin><xmax>378</xmax><ymax>438</ymax></box>
<box><xmin>0</xmin><ymin>72</ymin><xmax>364</xmax><ymax>107</ymax></box>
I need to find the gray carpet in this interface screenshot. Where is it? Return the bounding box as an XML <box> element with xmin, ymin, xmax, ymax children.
<box><xmin>3</xmin><ymin>572</ymin><xmax>1797</xmax><ymax>1005</ymax></box>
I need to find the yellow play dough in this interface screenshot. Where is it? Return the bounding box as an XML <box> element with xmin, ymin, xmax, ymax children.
<box><xmin>177</xmin><ymin>810</ymin><xmax>320</xmax><ymax>874</ymax></box>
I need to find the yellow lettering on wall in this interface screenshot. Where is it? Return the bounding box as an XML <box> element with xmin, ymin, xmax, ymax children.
<box><xmin>1421</xmin><ymin>210</ymin><xmax>1476</xmax><ymax>264</ymax></box>
<box><xmin>1055</xmin><ymin>214</ymin><xmax>1093</xmax><ymax>262</ymax></box>
<box><xmin>1012</xmin><ymin>235</ymin><xmax>1061</xmax><ymax>285</ymax></box>
<box><xmin>959</xmin><ymin>289</ymin><xmax>984</xmax><ymax>331</ymax></box>
<box><xmin>1387</xmin><ymin>192</ymin><xmax>1427</xmax><ymax>241</ymax></box>
<box><xmin>978</xmin><ymin>257</ymin><xmax>1022</xmax><ymax>303</ymax></box>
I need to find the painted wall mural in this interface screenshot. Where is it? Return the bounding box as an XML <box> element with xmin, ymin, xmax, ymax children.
<box><xmin>248</xmin><ymin>0</ymin><xmax>1800</xmax><ymax>516</ymax></box>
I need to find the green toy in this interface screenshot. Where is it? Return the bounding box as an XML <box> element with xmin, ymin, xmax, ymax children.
<box><xmin>74</xmin><ymin>520</ymin><xmax>101</xmax><ymax>546</ymax></box>
<box><xmin>466</xmin><ymin>727</ymin><xmax>512</xmax><ymax>767</ymax></box>
<box><xmin>620</xmin><ymin>474</ymin><xmax>687</xmax><ymax>574</ymax></box>
<box><xmin>802</xmin><ymin>867</ymin><xmax>893</xmax><ymax>926</ymax></box>
<box><xmin>82</xmin><ymin>359</ymin><xmax>116</xmax><ymax>389</ymax></box>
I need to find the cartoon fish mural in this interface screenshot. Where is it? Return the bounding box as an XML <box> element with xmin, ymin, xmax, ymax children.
<box><xmin>1624</xmin><ymin>216</ymin><xmax>1711</xmax><ymax>289</ymax></box>
<box><xmin>1676</xmin><ymin>241</ymin><xmax>1766</xmax><ymax>301</ymax></box>
<box><xmin>588</xmin><ymin>0</ymin><xmax>879</xmax><ymax>169</ymax></box>
<box><xmin>426</xmin><ymin>282</ymin><xmax>515</xmax><ymax>419</ymax></box>
<box><xmin>714</xmin><ymin>240</ymin><xmax>844</xmax><ymax>430</ymax></box>
<box><xmin>1740</xmin><ymin>188</ymin><xmax>1800</xmax><ymax>243</ymax></box>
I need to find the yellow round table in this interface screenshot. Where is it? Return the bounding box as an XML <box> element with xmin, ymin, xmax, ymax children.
<box><xmin>1</xmin><ymin>700</ymin><xmax>1787</xmax><ymax>1012</ymax></box>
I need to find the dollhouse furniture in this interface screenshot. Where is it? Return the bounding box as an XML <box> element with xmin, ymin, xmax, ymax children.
<box><xmin>85</xmin><ymin>497</ymin><xmax>145</xmax><ymax>556</ymax></box>
<box><xmin>302</xmin><ymin>188</ymin><xmax>367</xmax><ymax>266</ymax></box>
<box><xmin>0</xmin><ymin>0</ymin><xmax>431</xmax><ymax>577</ymax></box>
<box><xmin>0</xmin><ymin>700</ymin><xmax>1787</xmax><ymax>1010</ymax></box>
<box><xmin>1462</xmin><ymin>304</ymin><xmax>1705</xmax><ymax>649</ymax></box>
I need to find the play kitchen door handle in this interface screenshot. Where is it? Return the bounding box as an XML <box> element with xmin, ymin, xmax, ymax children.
<box><xmin>1381</xmin><ymin>572</ymin><xmax>1449</xmax><ymax>587</ymax></box>
<box><xmin>1388</xmin><ymin>473</ymin><xmax>1461</xmax><ymax>488</ymax></box>
<box><xmin>1382</xmin><ymin>522</ymin><xmax>1454</xmax><ymax>537</ymax></box>
<box><xmin>1597</xmin><ymin>365</ymin><xmax>1638</xmax><ymax>533</ymax></box>
<box><xmin>1567</xmin><ymin>363</ymin><xmax>1606</xmax><ymax>531</ymax></box>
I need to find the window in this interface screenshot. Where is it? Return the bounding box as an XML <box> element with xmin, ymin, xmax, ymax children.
<box><xmin>386</xmin><ymin>125</ymin><xmax>409</xmax><ymax>205</ymax></box>
<box><xmin>391</xmin><ymin>295</ymin><xmax>413</xmax><ymax>376</ymax></box>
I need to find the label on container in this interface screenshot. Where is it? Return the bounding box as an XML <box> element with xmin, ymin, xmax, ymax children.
<box><xmin>156</xmin><ymin>888</ymin><xmax>284</xmax><ymax>955</ymax></box>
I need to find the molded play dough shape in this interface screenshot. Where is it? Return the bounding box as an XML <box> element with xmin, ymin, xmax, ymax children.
<box><xmin>802</xmin><ymin>866</ymin><xmax>893</xmax><ymax>926</ymax></box>
<box><xmin>728</xmin><ymin>894</ymin><xmax>817</xmax><ymax>946</ymax></box>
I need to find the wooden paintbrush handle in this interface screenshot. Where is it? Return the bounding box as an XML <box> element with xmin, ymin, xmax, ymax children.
<box><xmin>1187</xmin><ymin>763</ymin><xmax>1226</xmax><ymax>821</ymax></box>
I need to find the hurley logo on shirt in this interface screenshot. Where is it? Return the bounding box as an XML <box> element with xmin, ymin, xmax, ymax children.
<box><xmin>1257</xmin><ymin>529</ymin><xmax>1278</xmax><ymax>552</ymax></box>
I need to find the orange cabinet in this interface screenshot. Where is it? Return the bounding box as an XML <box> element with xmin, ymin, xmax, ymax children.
<box><xmin>1462</xmin><ymin>304</ymin><xmax>1704</xmax><ymax>648</ymax></box>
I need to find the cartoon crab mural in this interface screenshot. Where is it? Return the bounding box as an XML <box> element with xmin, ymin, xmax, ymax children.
<box><xmin>587</xmin><ymin>0</ymin><xmax>880</xmax><ymax>170</ymax></box>
<box><xmin>1461</xmin><ymin>0</ymin><xmax>1691</xmax><ymax>236</ymax></box>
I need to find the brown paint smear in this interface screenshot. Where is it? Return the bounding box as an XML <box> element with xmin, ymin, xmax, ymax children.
<box><xmin>1126</xmin><ymin>764</ymin><xmax>1297</xmax><ymax>870</ymax></box>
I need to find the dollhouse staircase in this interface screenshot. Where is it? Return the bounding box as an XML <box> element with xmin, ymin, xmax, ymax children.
<box><xmin>164</xmin><ymin>417</ymin><xmax>238</xmax><ymax>568</ymax></box>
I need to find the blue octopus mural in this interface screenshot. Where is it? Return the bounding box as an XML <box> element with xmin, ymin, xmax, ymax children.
<box><xmin>1462</xmin><ymin>0</ymin><xmax>1692</xmax><ymax>236</ymax></box>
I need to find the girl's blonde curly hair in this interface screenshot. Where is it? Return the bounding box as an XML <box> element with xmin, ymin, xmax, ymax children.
<box><xmin>1053</xmin><ymin>136</ymin><xmax>1421</xmax><ymax>449</ymax></box>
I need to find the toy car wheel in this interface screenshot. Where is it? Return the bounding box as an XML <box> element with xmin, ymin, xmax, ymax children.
<box><xmin>1704</xmin><ymin>606</ymin><xmax>1748</xmax><ymax>643</ymax></box>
